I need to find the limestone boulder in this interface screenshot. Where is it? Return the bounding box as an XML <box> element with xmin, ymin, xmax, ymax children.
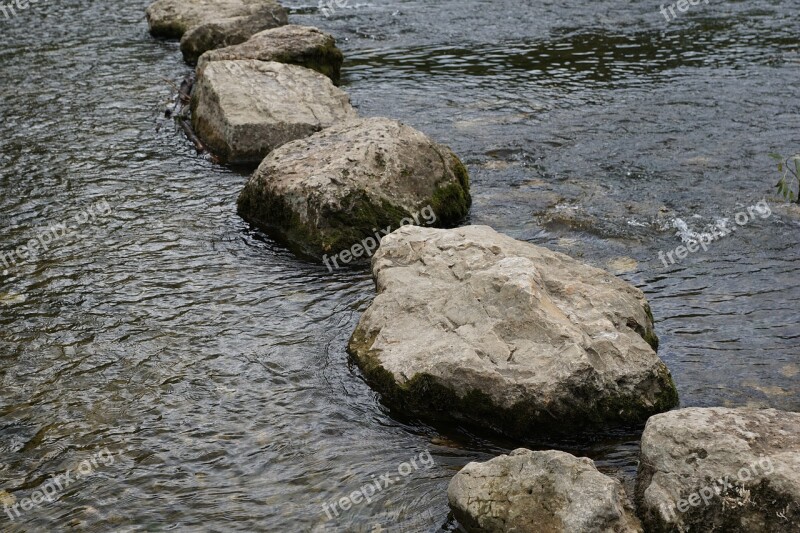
<box><xmin>636</xmin><ymin>407</ymin><xmax>800</xmax><ymax>532</ymax></box>
<box><xmin>144</xmin><ymin>0</ymin><xmax>288</xmax><ymax>64</ymax></box>
<box><xmin>197</xmin><ymin>25</ymin><xmax>343</xmax><ymax>84</ymax></box>
<box><xmin>448</xmin><ymin>449</ymin><xmax>642</xmax><ymax>533</ymax></box>
<box><xmin>190</xmin><ymin>60</ymin><xmax>356</xmax><ymax>165</ymax></box>
<box><xmin>347</xmin><ymin>225</ymin><xmax>678</xmax><ymax>437</ymax></box>
<box><xmin>237</xmin><ymin>117</ymin><xmax>471</xmax><ymax>258</ymax></box>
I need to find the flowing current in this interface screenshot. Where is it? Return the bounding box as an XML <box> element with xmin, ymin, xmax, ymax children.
<box><xmin>0</xmin><ymin>0</ymin><xmax>798</xmax><ymax>531</ymax></box>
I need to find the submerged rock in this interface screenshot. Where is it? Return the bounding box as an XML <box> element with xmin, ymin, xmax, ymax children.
<box><xmin>145</xmin><ymin>0</ymin><xmax>288</xmax><ymax>64</ymax></box>
<box><xmin>197</xmin><ymin>25</ymin><xmax>344</xmax><ymax>84</ymax></box>
<box><xmin>348</xmin><ymin>225</ymin><xmax>677</xmax><ymax>437</ymax></box>
<box><xmin>448</xmin><ymin>449</ymin><xmax>643</xmax><ymax>533</ymax></box>
<box><xmin>237</xmin><ymin>117</ymin><xmax>471</xmax><ymax>258</ymax></box>
<box><xmin>636</xmin><ymin>407</ymin><xmax>800</xmax><ymax>532</ymax></box>
<box><xmin>191</xmin><ymin>60</ymin><xmax>356</xmax><ymax>165</ymax></box>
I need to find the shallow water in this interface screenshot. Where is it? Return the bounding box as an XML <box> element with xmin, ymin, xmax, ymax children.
<box><xmin>0</xmin><ymin>0</ymin><xmax>798</xmax><ymax>531</ymax></box>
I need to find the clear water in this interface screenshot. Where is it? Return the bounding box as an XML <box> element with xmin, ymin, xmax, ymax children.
<box><xmin>0</xmin><ymin>0</ymin><xmax>798</xmax><ymax>531</ymax></box>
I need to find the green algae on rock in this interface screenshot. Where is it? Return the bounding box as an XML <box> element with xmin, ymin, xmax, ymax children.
<box><xmin>347</xmin><ymin>225</ymin><xmax>678</xmax><ymax>438</ymax></box>
<box><xmin>237</xmin><ymin>117</ymin><xmax>472</xmax><ymax>259</ymax></box>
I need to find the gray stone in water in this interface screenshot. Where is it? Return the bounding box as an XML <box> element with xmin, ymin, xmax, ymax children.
<box><xmin>237</xmin><ymin>117</ymin><xmax>471</xmax><ymax>258</ymax></box>
<box><xmin>197</xmin><ymin>25</ymin><xmax>344</xmax><ymax>84</ymax></box>
<box><xmin>144</xmin><ymin>0</ymin><xmax>288</xmax><ymax>64</ymax></box>
<box><xmin>448</xmin><ymin>449</ymin><xmax>643</xmax><ymax>533</ymax></box>
<box><xmin>190</xmin><ymin>60</ymin><xmax>356</xmax><ymax>165</ymax></box>
<box><xmin>348</xmin><ymin>225</ymin><xmax>678</xmax><ymax>438</ymax></box>
<box><xmin>636</xmin><ymin>407</ymin><xmax>800</xmax><ymax>532</ymax></box>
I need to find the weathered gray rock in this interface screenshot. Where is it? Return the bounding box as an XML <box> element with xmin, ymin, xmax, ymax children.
<box><xmin>448</xmin><ymin>449</ymin><xmax>643</xmax><ymax>533</ymax></box>
<box><xmin>191</xmin><ymin>60</ymin><xmax>356</xmax><ymax>165</ymax></box>
<box><xmin>237</xmin><ymin>117</ymin><xmax>471</xmax><ymax>258</ymax></box>
<box><xmin>636</xmin><ymin>407</ymin><xmax>800</xmax><ymax>532</ymax></box>
<box><xmin>144</xmin><ymin>0</ymin><xmax>288</xmax><ymax>64</ymax></box>
<box><xmin>347</xmin><ymin>225</ymin><xmax>678</xmax><ymax>437</ymax></box>
<box><xmin>197</xmin><ymin>25</ymin><xmax>343</xmax><ymax>84</ymax></box>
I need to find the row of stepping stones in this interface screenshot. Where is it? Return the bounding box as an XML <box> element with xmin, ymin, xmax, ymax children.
<box><xmin>144</xmin><ymin>1</ymin><xmax>799</xmax><ymax>531</ymax></box>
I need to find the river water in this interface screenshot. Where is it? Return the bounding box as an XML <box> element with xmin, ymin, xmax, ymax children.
<box><xmin>0</xmin><ymin>0</ymin><xmax>798</xmax><ymax>531</ymax></box>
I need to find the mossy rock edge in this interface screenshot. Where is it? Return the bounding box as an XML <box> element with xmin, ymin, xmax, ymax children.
<box><xmin>347</xmin><ymin>328</ymin><xmax>679</xmax><ymax>439</ymax></box>
<box><xmin>237</xmin><ymin>150</ymin><xmax>472</xmax><ymax>261</ymax></box>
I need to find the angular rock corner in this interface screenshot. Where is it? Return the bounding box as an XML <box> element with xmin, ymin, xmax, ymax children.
<box><xmin>191</xmin><ymin>60</ymin><xmax>356</xmax><ymax>165</ymax></box>
<box><xmin>145</xmin><ymin>0</ymin><xmax>289</xmax><ymax>64</ymax></box>
<box><xmin>197</xmin><ymin>25</ymin><xmax>344</xmax><ymax>85</ymax></box>
<box><xmin>347</xmin><ymin>225</ymin><xmax>678</xmax><ymax>438</ymax></box>
<box><xmin>636</xmin><ymin>407</ymin><xmax>800</xmax><ymax>532</ymax></box>
<box><xmin>448</xmin><ymin>449</ymin><xmax>642</xmax><ymax>533</ymax></box>
<box><xmin>237</xmin><ymin>117</ymin><xmax>472</xmax><ymax>258</ymax></box>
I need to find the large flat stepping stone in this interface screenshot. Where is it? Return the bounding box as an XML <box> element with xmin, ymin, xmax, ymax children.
<box><xmin>190</xmin><ymin>60</ymin><xmax>356</xmax><ymax>165</ymax></box>
<box><xmin>448</xmin><ymin>449</ymin><xmax>643</xmax><ymax>533</ymax></box>
<box><xmin>237</xmin><ymin>117</ymin><xmax>471</xmax><ymax>258</ymax></box>
<box><xmin>636</xmin><ymin>407</ymin><xmax>800</xmax><ymax>532</ymax></box>
<box><xmin>348</xmin><ymin>225</ymin><xmax>678</xmax><ymax>438</ymax></box>
<box><xmin>145</xmin><ymin>0</ymin><xmax>288</xmax><ymax>64</ymax></box>
<box><xmin>197</xmin><ymin>25</ymin><xmax>344</xmax><ymax>84</ymax></box>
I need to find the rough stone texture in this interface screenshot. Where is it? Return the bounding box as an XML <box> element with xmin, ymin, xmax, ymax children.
<box><xmin>448</xmin><ymin>449</ymin><xmax>643</xmax><ymax>533</ymax></box>
<box><xmin>636</xmin><ymin>407</ymin><xmax>800</xmax><ymax>533</ymax></box>
<box><xmin>347</xmin><ymin>225</ymin><xmax>678</xmax><ymax>438</ymax></box>
<box><xmin>237</xmin><ymin>117</ymin><xmax>471</xmax><ymax>258</ymax></box>
<box><xmin>190</xmin><ymin>60</ymin><xmax>356</xmax><ymax>165</ymax></box>
<box><xmin>144</xmin><ymin>0</ymin><xmax>288</xmax><ymax>64</ymax></box>
<box><xmin>197</xmin><ymin>25</ymin><xmax>344</xmax><ymax>84</ymax></box>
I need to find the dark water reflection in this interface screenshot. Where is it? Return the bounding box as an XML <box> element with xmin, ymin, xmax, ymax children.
<box><xmin>0</xmin><ymin>0</ymin><xmax>798</xmax><ymax>531</ymax></box>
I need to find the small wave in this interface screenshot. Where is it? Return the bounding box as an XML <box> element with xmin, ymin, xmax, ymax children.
<box><xmin>664</xmin><ymin>217</ymin><xmax>731</xmax><ymax>245</ymax></box>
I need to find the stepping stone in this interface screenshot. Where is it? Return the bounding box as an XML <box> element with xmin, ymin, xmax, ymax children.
<box><xmin>448</xmin><ymin>449</ymin><xmax>643</xmax><ymax>533</ymax></box>
<box><xmin>190</xmin><ymin>60</ymin><xmax>356</xmax><ymax>165</ymax></box>
<box><xmin>348</xmin><ymin>224</ymin><xmax>678</xmax><ymax>438</ymax></box>
<box><xmin>145</xmin><ymin>0</ymin><xmax>288</xmax><ymax>64</ymax></box>
<box><xmin>636</xmin><ymin>407</ymin><xmax>800</xmax><ymax>532</ymax></box>
<box><xmin>236</xmin><ymin>117</ymin><xmax>471</xmax><ymax>258</ymax></box>
<box><xmin>198</xmin><ymin>25</ymin><xmax>344</xmax><ymax>84</ymax></box>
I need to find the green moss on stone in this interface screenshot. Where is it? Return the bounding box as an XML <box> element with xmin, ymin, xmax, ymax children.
<box><xmin>238</xmin><ymin>186</ymin><xmax>413</xmax><ymax>259</ymax></box>
<box><xmin>238</xmin><ymin>145</ymin><xmax>472</xmax><ymax>261</ymax></box>
<box><xmin>237</xmin><ymin>182</ymin><xmax>325</xmax><ymax>258</ymax></box>
<box><xmin>654</xmin><ymin>370</ymin><xmax>680</xmax><ymax>411</ymax></box>
<box><xmin>280</xmin><ymin>40</ymin><xmax>344</xmax><ymax>85</ymax></box>
<box><xmin>431</xmin><ymin>182</ymin><xmax>470</xmax><ymax>226</ymax></box>
<box><xmin>429</xmin><ymin>152</ymin><xmax>472</xmax><ymax>226</ymax></box>
<box><xmin>642</xmin><ymin>328</ymin><xmax>659</xmax><ymax>352</ymax></box>
<box><xmin>451</xmin><ymin>153</ymin><xmax>471</xmax><ymax>191</ymax></box>
<box><xmin>347</xmin><ymin>328</ymin><xmax>679</xmax><ymax>439</ymax></box>
<box><xmin>626</xmin><ymin>303</ymin><xmax>659</xmax><ymax>352</ymax></box>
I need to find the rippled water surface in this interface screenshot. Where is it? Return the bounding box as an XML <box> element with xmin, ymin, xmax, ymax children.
<box><xmin>1</xmin><ymin>0</ymin><xmax>798</xmax><ymax>531</ymax></box>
